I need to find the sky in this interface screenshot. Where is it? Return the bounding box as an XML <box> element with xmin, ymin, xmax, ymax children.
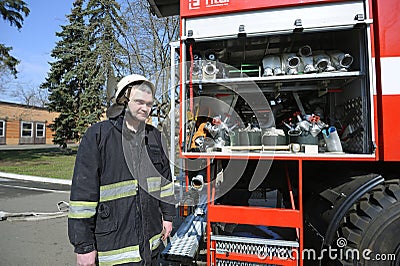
<box><xmin>0</xmin><ymin>0</ymin><xmax>75</xmax><ymax>103</ymax></box>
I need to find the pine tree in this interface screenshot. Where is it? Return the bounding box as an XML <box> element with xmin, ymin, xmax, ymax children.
<box><xmin>41</xmin><ymin>0</ymin><xmax>92</xmax><ymax>147</ymax></box>
<box><xmin>85</xmin><ymin>0</ymin><xmax>128</xmax><ymax>102</ymax></box>
<box><xmin>42</xmin><ymin>0</ymin><xmax>179</xmax><ymax>147</ymax></box>
<box><xmin>0</xmin><ymin>0</ymin><xmax>30</xmax><ymax>78</ymax></box>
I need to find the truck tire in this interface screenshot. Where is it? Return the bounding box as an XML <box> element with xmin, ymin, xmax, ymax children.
<box><xmin>336</xmin><ymin>179</ymin><xmax>400</xmax><ymax>265</ymax></box>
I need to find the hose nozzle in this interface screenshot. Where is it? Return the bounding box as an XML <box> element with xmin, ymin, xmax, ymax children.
<box><xmin>191</xmin><ymin>174</ymin><xmax>204</xmax><ymax>191</ymax></box>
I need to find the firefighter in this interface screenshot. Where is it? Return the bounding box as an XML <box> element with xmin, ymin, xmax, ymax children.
<box><xmin>68</xmin><ymin>74</ymin><xmax>175</xmax><ymax>266</ymax></box>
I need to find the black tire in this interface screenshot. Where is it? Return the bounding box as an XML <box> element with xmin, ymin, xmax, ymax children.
<box><xmin>336</xmin><ymin>179</ymin><xmax>400</xmax><ymax>265</ymax></box>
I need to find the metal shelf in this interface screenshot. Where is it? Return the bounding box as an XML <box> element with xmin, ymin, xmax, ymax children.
<box><xmin>187</xmin><ymin>71</ymin><xmax>363</xmax><ymax>94</ymax></box>
<box><xmin>181</xmin><ymin>151</ymin><xmax>376</xmax><ymax>161</ymax></box>
<box><xmin>190</xmin><ymin>71</ymin><xmax>362</xmax><ymax>84</ymax></box>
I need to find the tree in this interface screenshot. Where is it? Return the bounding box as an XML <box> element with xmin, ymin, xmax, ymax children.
<box><xmin>10</xmin><ymin>83</ymin><xmax>48</xmax><ymax>107</ymax></box>
<box><xmin>85</xmin><ymin>0</ymin><xmax>129</xmax><ymax>102</ymax></box>
<box><xmin>121</xmin><ymin>0</ymin><xmax>179</xmax><ymax>127</ymax></box>
<box><xmin>42</xmin><ymin>0</ymin><xmax>128</xmax><ymax>147</ymax></box>
<box><xmin>0</xmin><ymin>0</ymin><xmax>29</xmax><ymax>28</ymax></box>
<box><xmin>0</xmin><ymin>45</ymin><xmax>19</xmax><ymax>79</ymax></box>
<box><xmin>0</xmin><ymin>65</ymin><xmax>13</xmax><ymax>92</ymax></box>
<box><xmin>0</xmin><ymin>0</ymin><xmax>30</xmax><ymax>78</ymax></box>
<box><xmin>41</xmin><ymin>0</ymin><xmax>92</xmax><ymax>147</ymax></box>
<box><xmin>42</xmin><ymin>0</ymin><xmax>179</xmax><ymax>147</ymax></box>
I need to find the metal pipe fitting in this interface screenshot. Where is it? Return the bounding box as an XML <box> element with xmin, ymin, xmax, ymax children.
<box><xmin>191</xmin><ymin>174</ymin><xmax>204</xmax><ymax>191</ymax></box>
<box><xmin>313</xmin><ymin>51</ymin><xmax>336</xmax><ymax>72</ymax></box>
<box><xmin>298</xmin><ymin>45</ymin><xmax>313</xmax><ymax>57</ymax></box>
<box><xmin>296</xmin><ymin>45</ymin><xmax>317</xmax><ymax>74</ymax></box>
<box><xmin>202</xmin><ymin>61</ymin><xmax>218</xmax><ymax>79</ymax></box>
<box><xmin>262</xmin><ymin>55</ymin><xmax>283</xmax><ymax>76</ymax></box>
<box><xmin>327</xmin><ymin>50</ymin><xmax>354</xmax><ymax>71</ymax></box>
<box><xmin>299</xmin><ymin>55</ymin><xmax>317</xmax><ymax>74</ymax></box>
<box><xmin>281</xmin><ymin>53</ymin><xmax>300</xmax><ymax>75</ymax></box>
<box><xmin>205</xmin><ymin>51</ymin><xmax>217</xmax><ymax>61</ymax></box>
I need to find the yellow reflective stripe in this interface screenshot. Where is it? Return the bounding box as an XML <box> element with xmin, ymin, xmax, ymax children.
<box><xmin>100</xmin><ymin>180</ymin><xmax>138</xmax><ymax>202</ymax></box>
<box><xmin>98</xmin><ymin>245</ymin><xmax>141</xmax><ymax>265</ymax></box>
<box><xmin>99</xmin><ymin>258</ymin><xmax>140</xmax><ymax>266</ymax></box>
<box><xmin>160</xmin><ymin>182</ymin><xmax>174</xmax><ymax>198</ymax></box>
<box><xmin>68</xmin><ymin>201</ymin><xmax>97</xmax><ymax>219</ymax></box>
<box><xmin>100</xmin><ymin>180</ymin><xmax>138</xmax><ymax>191</ymax></box>
<box><xmin>147</xmin><ymin>176</ymin><xmax>161</xmax><ymax>193</ymax></box>
<box><xmin>149</xmin><ymin>232</ymin><xmax>162</xmax><ymax>251</ymax></box>
<box><xmin>69</xmin><ymin>201</ymin><xmax>98</xmax><ymax>207</ymax></box>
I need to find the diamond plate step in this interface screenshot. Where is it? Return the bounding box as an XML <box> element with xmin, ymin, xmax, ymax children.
<box><xmin>212</xmin><ymin>235</ymin><xmax>299</xmax><ymax>260</ymax></box>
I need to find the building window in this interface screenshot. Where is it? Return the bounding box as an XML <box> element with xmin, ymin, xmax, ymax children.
<box><xmin>0</xmin><ymin>120</ymin><xmax>4</xmax><ymax>137</ymax></box>
<box><xmin>21</xmin><ymin>122</ymin><xmax>33</xmax><ymax>137</ymax></box>
<box><xmin>36</xmin><ymin>123</ymin><xmax>45</xmax><ymax>138</ymax></box>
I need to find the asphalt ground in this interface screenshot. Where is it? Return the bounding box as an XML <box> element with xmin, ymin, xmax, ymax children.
<box><xmin>0</xmin><ymin>143</ymin><xmax>185</xmax><ymax>265</ymax></box>
<box><xmin>0</xmin><ymin>177</ymin><xmax>75</xmax><ymax>265</ymax></box>
<box><xmin>0</xmin><ymin>176</ymin><xmax>187</xmax><ymax>266</ymax></box>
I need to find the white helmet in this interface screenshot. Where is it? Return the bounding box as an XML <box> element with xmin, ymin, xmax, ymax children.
<box><xmin>106</xmin><ymin>74</ymin><xmax>155</xmax><ymax>118</ymax></box>
<box><xmin>114</xmin><ymin>74</ymin><xmax>155</xmax><ymax>101</ymax></box>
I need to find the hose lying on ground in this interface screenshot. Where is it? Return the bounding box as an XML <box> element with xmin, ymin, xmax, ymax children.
<box><xmin>0</xmin><ymin>201</ymin><xmax>69</xmax><ymax>221</ymax></box>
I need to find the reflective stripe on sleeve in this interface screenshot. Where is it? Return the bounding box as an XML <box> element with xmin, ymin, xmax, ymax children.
<box><xmin>98</xmin><ymin>245</ymin><xmax>141</xmax><ymax>265</ymax></box>
<box><xmin>100</xmin><ymin>180</ymin><xmax>138</xmax><ymax>202</ymax></box>
<box><xmin>149</xmin><ymin>232</ymin><xmax>162</xmax><ymax>251</ymax></box>
<box><xmin>147</xmin><ymin>176</ymin><xmax>161</xmax><ymax>193</ymax></box>
<box><xmin>68</xmin><ymin>201</ymin><xmax>98</xmax><ymax>219</ymax></box>
<box><xmin>160</xmin><ymin>182</ymin><xmax>174</xmax><ymax>198</ymax></box>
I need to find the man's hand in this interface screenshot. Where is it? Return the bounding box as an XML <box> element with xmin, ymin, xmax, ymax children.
<box><xmin>76</xmin><ymin>250</ymin><xmax>97</xmax><ymax>266</ymax></box>
<box><xmin>162</xmin><ymin>220</ymin><xmax>173</xmax><ymax>240</ymax></box>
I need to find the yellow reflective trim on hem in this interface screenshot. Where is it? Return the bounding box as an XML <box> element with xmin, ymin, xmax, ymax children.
<box><xmin>99</xmin><ymin>258</ymin><xmax>141</xmax><ymax>266</ymax></box>
<box><xmin>149</xmin><ymin>232</ymin><xmax>163</xmax><ymax>251</ymax></box>
<box><xmin>98</xmin><ymin>245</ymin><xmax>139</xmax><ymax>256</ymax></box>
<box><xmin>98</xmin><ymin>245</ymin><xmax>141</xmax><ymax>266</ymax></box>
<box><xmin>149</xmin><ymin>232</ymin><xmax>162</xmax><ymax>243</ymax></box>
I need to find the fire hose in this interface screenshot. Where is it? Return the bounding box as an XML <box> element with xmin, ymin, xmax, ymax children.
<box><xmin>0</xmin><ymin>201</ymin><xmax>69</xmax><ymax>222</ymax></box>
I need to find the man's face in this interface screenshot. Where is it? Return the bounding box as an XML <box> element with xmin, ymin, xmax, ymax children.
<box><xmin>126</xmin><ymin>87</ymin><xmax>154</xmax><ymax>122</ymax></box>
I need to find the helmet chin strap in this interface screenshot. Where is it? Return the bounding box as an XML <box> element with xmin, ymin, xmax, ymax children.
<box><xmin>106</xmin><ymin>103</ymin><xmax>125</xmax><ymax>119</ymax></box>
<box><xmin>106</xmin><ymin>84</ymin><xmax>133</xmax><ymax>119</ymax></box>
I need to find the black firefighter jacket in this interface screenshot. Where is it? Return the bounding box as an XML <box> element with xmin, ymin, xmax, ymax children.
<box><xmin>68</xmin><ymin>115</ymin><xmax>175</xmax><ymax>265</ymax></box>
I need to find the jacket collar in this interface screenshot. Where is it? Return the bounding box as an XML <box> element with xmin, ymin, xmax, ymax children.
<box><xmin>110</xmin><ymin>114</ymin><xmax>147</xmax><ymax>135</ymax></box>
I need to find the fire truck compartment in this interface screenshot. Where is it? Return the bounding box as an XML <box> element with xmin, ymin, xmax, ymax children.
<box><xmin>183</xmin><ymin>23</ymin><xmax>374</xmax><ymax>155</ymax></box>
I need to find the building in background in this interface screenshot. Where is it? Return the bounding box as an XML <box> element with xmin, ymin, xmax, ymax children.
<box><xmin>0</xmin><ymin>101</ymin><xmax>59</xmax><ymax>145</ymax></box>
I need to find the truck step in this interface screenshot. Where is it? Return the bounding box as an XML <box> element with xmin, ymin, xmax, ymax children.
<box><xmin>162</xmin><ymin>212</ymin><xmax>207</xmax><ymax>263</ymax></box>
<box><xmin>212</xmin><ymin>235</ymin><xmax>299</xmax><ymax>261</ymax></box>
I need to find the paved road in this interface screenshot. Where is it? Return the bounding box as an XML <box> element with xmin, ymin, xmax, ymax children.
<box><xmin>0</xmin><ymin>177</ymin><xmax>185</xmax><ymax>266</ymax></box>
<box><xmin>0</xmin><ymin>144</ymin><xmax>78</xmax><ymax>151</ymax></box>
<box><xmin>0</xmin><ymin>177</ymin><xmax>75</xmax><ymax>265</ymax></box>
<box><xmin>0</xmin><ymin>145</ymin><xmax>185</xmax><ymax>265</ymax></box>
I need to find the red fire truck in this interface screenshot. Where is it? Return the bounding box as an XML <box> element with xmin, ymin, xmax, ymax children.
<box><xmin>149</xmin><ymin>0</ymin><xmax>399</xmax><ymax>265</ymax></box>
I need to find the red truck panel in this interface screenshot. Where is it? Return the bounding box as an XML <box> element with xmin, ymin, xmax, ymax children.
<box><xmin>181</xmin><ymin>0</ymin><xmax>350</xmax><ymax>17</ymax></box>
<box><xmin>375</xmin><ymin>0</ymin><xmax>400</xmax><ymax>57</ymax></box>
<box><xmin>381</xmin><ymin>95</ymin><xmax>400</xmax><ymax>160</ymax></box>
<box><xmin>372</xmin><ymin>0</ymin><xmax>400</xmax><ymax>161</ymax></box>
